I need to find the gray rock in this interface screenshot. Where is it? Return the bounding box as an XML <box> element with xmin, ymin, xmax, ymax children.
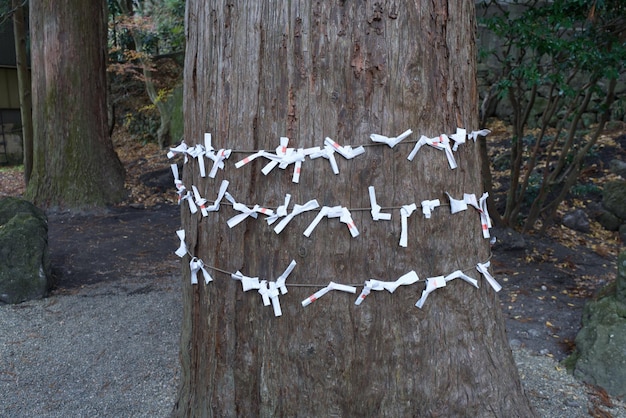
<box><xmin>609</xmin><ymin>159</ymin><xmax>626</xmax><ymax>178</ymax></box>
<box><xmin>0</xmin><ymin>197</ymin><xmax>50</xmax><ymax>304</ymax></box>
<box><xmin>602</xmin><ymin>180</ymin><xmax>626</xmax><ymax>220</ymax></box>
<box><xmin>580</xmin><ymin>112</ymin><xmax>597</xmax><ymax>128</ymax></box>
<box><xmin>572</xmin><ymin>251</ymin><xmax>626</xmax><ymax>398</ymax></box>
<box><xmin>509</xmin><ymin>338</ymin><xmax>523</xmax><ymax>350</ymax></box>
<box><xmin>563</xmin><ymin>399</ymin><xmax>582</xmax><ymax>408</ymax></box>
<box><xmin>596</xmin><ymin>209</ymin><xmax>623</xmax><ymax>231</ymax></box>
<box><xmin>620</xmin><ymin>224</ymin><xmax>626</xmax><ymax>246</ymax></box>
<box><xmin>562</xmin><ymin>209</ymin><xmax>590</xmax><ymax>233</ymax></box>
<box><xmin>139</xmin><ymin>165</ymin><xmax>178</xmax><ymax>191</ymax></box>
<box><xmin>491</xmin><ymin>227</ymin><xmax>527</xmax><ymax>251</ymax></box>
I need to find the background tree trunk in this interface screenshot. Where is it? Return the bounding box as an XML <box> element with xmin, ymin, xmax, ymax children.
<box><xmin>12</xmin><ymin>0</ymin><xmax>33</xmax><ymax>185</ymax></box>
<box><xmin>26</xmin><ymin>0</ymin><xmax>125</xmax><ymax>209</ymax></box>
<box><xmin>116</xmin><ymin>0</ymin><xmax>173</xmax><ymax>149</ymax></box>
<box><xmin>174</xmin><ymin>1</ymin><xmax>535</xmax><ymax>416</ymax></box>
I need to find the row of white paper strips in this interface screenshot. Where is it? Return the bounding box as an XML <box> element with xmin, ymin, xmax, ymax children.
<box><xmin>175</xmin><ymin>234</ymin><xmax>502</xmax><ymax>317</ymax></box>
<box><xmin>170</xmin><ymin>127</ymin><xmax>501</xmax><ymax>316</ymax></box>
<box><xmin>167</xmin><ymin>127</ymin><xmax>491</xmax><ymax>183</ymax></box>
<box><xmin>171</xmin><ymin>166</ymin><xmax>493</xmax><ymax>243</ymax></box>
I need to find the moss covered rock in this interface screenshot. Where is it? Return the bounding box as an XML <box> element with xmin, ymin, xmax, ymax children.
<box><xmin>571</xmin><ymin>252</ymin><xmax>626</xmax><ymax>398</ymax></box>
<box><xmin>602</xmin><ymin>180</ymin><xmax>626</xmax><ymax>221</ymax></box>
<box><xmin>0</xmin><ymin>197</ymin><xmax>50</xmax><ymax>304</ymax></box>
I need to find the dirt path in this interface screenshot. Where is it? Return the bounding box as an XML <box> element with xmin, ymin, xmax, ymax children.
<box><xmin>491</xmin><ymin>226</ymin><xmax>617</xmax><ymax>361</ymax></box>
<box><xmin>47</xmin><ymin>204</ymin><xmax>181</xmax><ymax>291</ymax></box>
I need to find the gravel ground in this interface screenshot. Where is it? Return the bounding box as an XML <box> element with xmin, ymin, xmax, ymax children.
<box><xmin>0</xmin><ymin>276</ymin><xmax>181</xmax><ymax>418</ymax></box>
<box><xmin>1</xmin><ymin>275</ymin><xmax>625</xmax><ymax>417</ymax></box>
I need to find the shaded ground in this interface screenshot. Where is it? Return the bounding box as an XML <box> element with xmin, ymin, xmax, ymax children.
<box><xmin>47</xmin><ymin>204</ymin><xmax>180</xmax><ymax>292</ymax></box>
<box><xmin>492</xmin><ymin>227</ymin><xmax>617</xmax><ymax>361</ymax></box>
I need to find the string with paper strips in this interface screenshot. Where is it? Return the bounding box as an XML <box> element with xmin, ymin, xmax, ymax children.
<box><xmin>170</xmin><ymin>172</ymin><xmax>493</xmax><ymax>242</ymax></box>
<box><xmin>175</xmin><ymin>234</ymin><xmax>500</xmax><ymax>317</ymax></box>
<box><xmin>171</xmin><ymin>127</ymin><xmax>501</xmax><ymax>316</ymax></box>
<box><xmin>168</xmin><ymin>128</ymin><xmax>491</xmax><ymax>182</ymax></box>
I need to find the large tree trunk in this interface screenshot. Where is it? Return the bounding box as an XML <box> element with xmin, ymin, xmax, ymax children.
<box><xmin>12</xmin><ymin>0</ymin><xmax>33</xmax><ymax>186</ymax></box>
<box><xmin>174</xmin><ymin>1</ymin><xmax>535</xmax><ymax>416</ymax></box>
<box><xmin>26</xmin><ymin>0</ymin><xmax>125</xmax><ymax>209</ymax></box>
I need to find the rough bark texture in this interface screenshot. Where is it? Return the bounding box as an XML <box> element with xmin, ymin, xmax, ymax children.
<box><xmin>12</xmin><ymin>0</ymin><xmax>33</xmax><ymax>185</ymax></box>
<box><xmin>174</xmin><ymin>2</ymin><xmax>535</xmax><ymax>417</ymax></box>
<box><xmin>26</xmin><ymin>0</ymin><xmax>126</xmax><ymax>209</ymax></box>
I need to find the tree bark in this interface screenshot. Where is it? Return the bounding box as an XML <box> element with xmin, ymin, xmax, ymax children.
<box><xmin>12</xmin><ymin>0</ymin><xmax>33</xmax><ymax>186</ymax></box>
<box><xmin>174</xmin><ymin>1</ymin><xmax>535</xmax><ymax>417</ymax></box>
<box><xmin>26</xmin><ymin>0</ymin><xmax>125</xmax><ymax>209</ymax></box>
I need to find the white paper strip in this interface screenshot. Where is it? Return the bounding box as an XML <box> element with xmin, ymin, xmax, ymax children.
<box><xmin>206</xmin><ymin>180</ymin><xmax>229</xmax><ymax>212</ymax></box>
<box><xmin>206</xmin><ymin>148</ymin><xmax>232</xmax><ymax>178</ymax></box>
<box><xmin>258</xmin><ymin>280</ymin><xmax>271</xmax><ymax>306</ymax></box>
<box><xmin>170</xmin><ymin>163</ymin><xmax>185</xmax><ymax>204</ymax></box>
<box><xmin>266</xmin><ymin>194</ymin><xmax>291</xmax><ymax>225</ymax></box>
<box><xmin>261</xmin><ymin>137</ymin><xmax>290</xmax><ymax>175</ymax></box>
<box><xmin>251</xmin><ymin>205</ymin><xmax>274</xmax><ymax>217</ymax></box>
<box><xmin>407</xmin><ymin>134</ymin><xmax>457</xmax><ymax>169</ymax></box>
<box><xmin>278</xmin><ymin>148</ymin><xmax>306</xmax><ymax>169</ymax></box>
<box><xmin>301</xmin><ymin>281</ymin><xmax>357</xmax><ymax>307</ymax></box>
<box><xmin>339</xmin><ymin>207</ymin><xmax>359</xmax><ymax>237</ymax></box>
<box><xmin>369</xmin><ymin>186</ymin><xmax>392</xmax><ymax>221</ymax></box>
<box><xmin>468</xmin><ymin>129</ymin><xmax>491</xmax><ymax>142</ymax></box>
<box><xmin>324</xmin><ymin>137</ymin><xmax>365</xmax><ymax>159</ymax></box>
<box><xmin>450</xmin><ymin>127</ymin><xmax>467</xmax><ymax>152</ymax></box>
<box><xmin>235</xmin><ymin>150</ymin><xmax>266</xmax><ymax>168</ymax></box>
<box><xmin>400</xmin><ymin>203</ymin><xmax>417</xmax><ymax>247</ymax></box>
<box><xmin>275</xmin><ymin>260</ymin><xmax>296</xmax><ymax>294</ymax></box>
<box><xmin>224</xmin><ymin>192</ymin><xmax>259</xmax><ymax>228</ymax></box>
<box><xmin>292</xmin><ymin>158</ymin><xmax>303</xmax><ymax>183</ymax></box>
<box><xmin>369</xmin><ymin>129</ymin><xmax>413</xmax><ymax>148</ymax></box>
<box><xmin>189</xmin><ymin>257</ymin><xmax>213</xmax><ymax>285</ymax></box>
<box><xmin>444</xmin><ymin>270</ymin><xmax>478</xmax><ymax>288</ymax></box>
<box><xmin>476</xmin><ymin>261</ymin><xmax>502</xmax><ymax>292</ymax></box>
<box><xmin>415</xmin><ymin>275</ymin><xmax>447</xmax><ymax>309</ymax></box>
<box><xmin>181</xmin><ymin>191</ymin><xmax>198</xmax><ymax>214</ymax></box>
<box><xmin>204</xmin><ymin>133</ymin><xmax>212</xmax><ymax>150</ymax></box>
<box><xmin>421</xmin><ymin>199</ymin><xmax>441</xmax><ymax>219</ymax></box>
<box><xmin>309</xmin><ymin>145</ymin><xmax>339</xmax><ymax>174</ymax></box>
<box><xmin>478</xmin><ymin>192</ymin><xmax>492</xmax><ymax>238</ymax></box>
<box><xmin>303</xmin><ymin>206</ymin><xmax>332</xmax><ymax>237</ymax></box>
<box><xmin>446</xmin><ymin>192</ymin><xmax>468</xmax><ymax>214</ymax></box>
<box><xmin>167</xmin><ymin>141</ymin><xmax>188</xmax><ymax>162</ymax></box>
<box><xmin>290</xmin><ymin>147</ymin><xmax>319</xmax><ymax>183</ymax></box>
<box><xmin>274</xmin><ymin>199</ymin><xmax>320</xmax><ymax>234</ymax></box>
<box><xmin>266</xmin><ymin>281</ymin><xmax>283</xmax><ymax>316</ymax></box>
<box><xmin>186</xmin><ymin>144</ymin><xmax>207</xmax><ymax>177</ymax></box>
<box><xmin>465</xmin><ymin>193</ymin><xmax>492</xmax><ymax>238</ymax></box>
<box><xmin>407</xmin><ymin>135</ymin><xmax>428</xmax><ymax>161</ymax></box>
<box><xmin>191</xmin><ymin>185</ymin><xmax>209</xmax><ymax>217</ymax></box>
<box><xmin>257</xmin><ymin>280</ymin><xmax>283</xmax><ymax>316</ymax></box>
<box><xmin>231</xmin><ymin>271</ymin><xmax>262</xmax><ymax>292</ymax></box>
<box><xmin>246</xmin><ymin>260</ymin><xmax>297</xmax><ymax>317</ymax></box>
<box><xmin>355</xmin><ymin>270</ymin><xmax>419</xmax><ymax>305</ymax></box>
<box><xmin>175</xmin><ymin>229</ymin><xmax>187</xmax><ymax>258</ymax></box>
<box><xmin>355</xmin><ymin>282</ymin><xmax>372</xmax><ymax>305</ymax></box>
